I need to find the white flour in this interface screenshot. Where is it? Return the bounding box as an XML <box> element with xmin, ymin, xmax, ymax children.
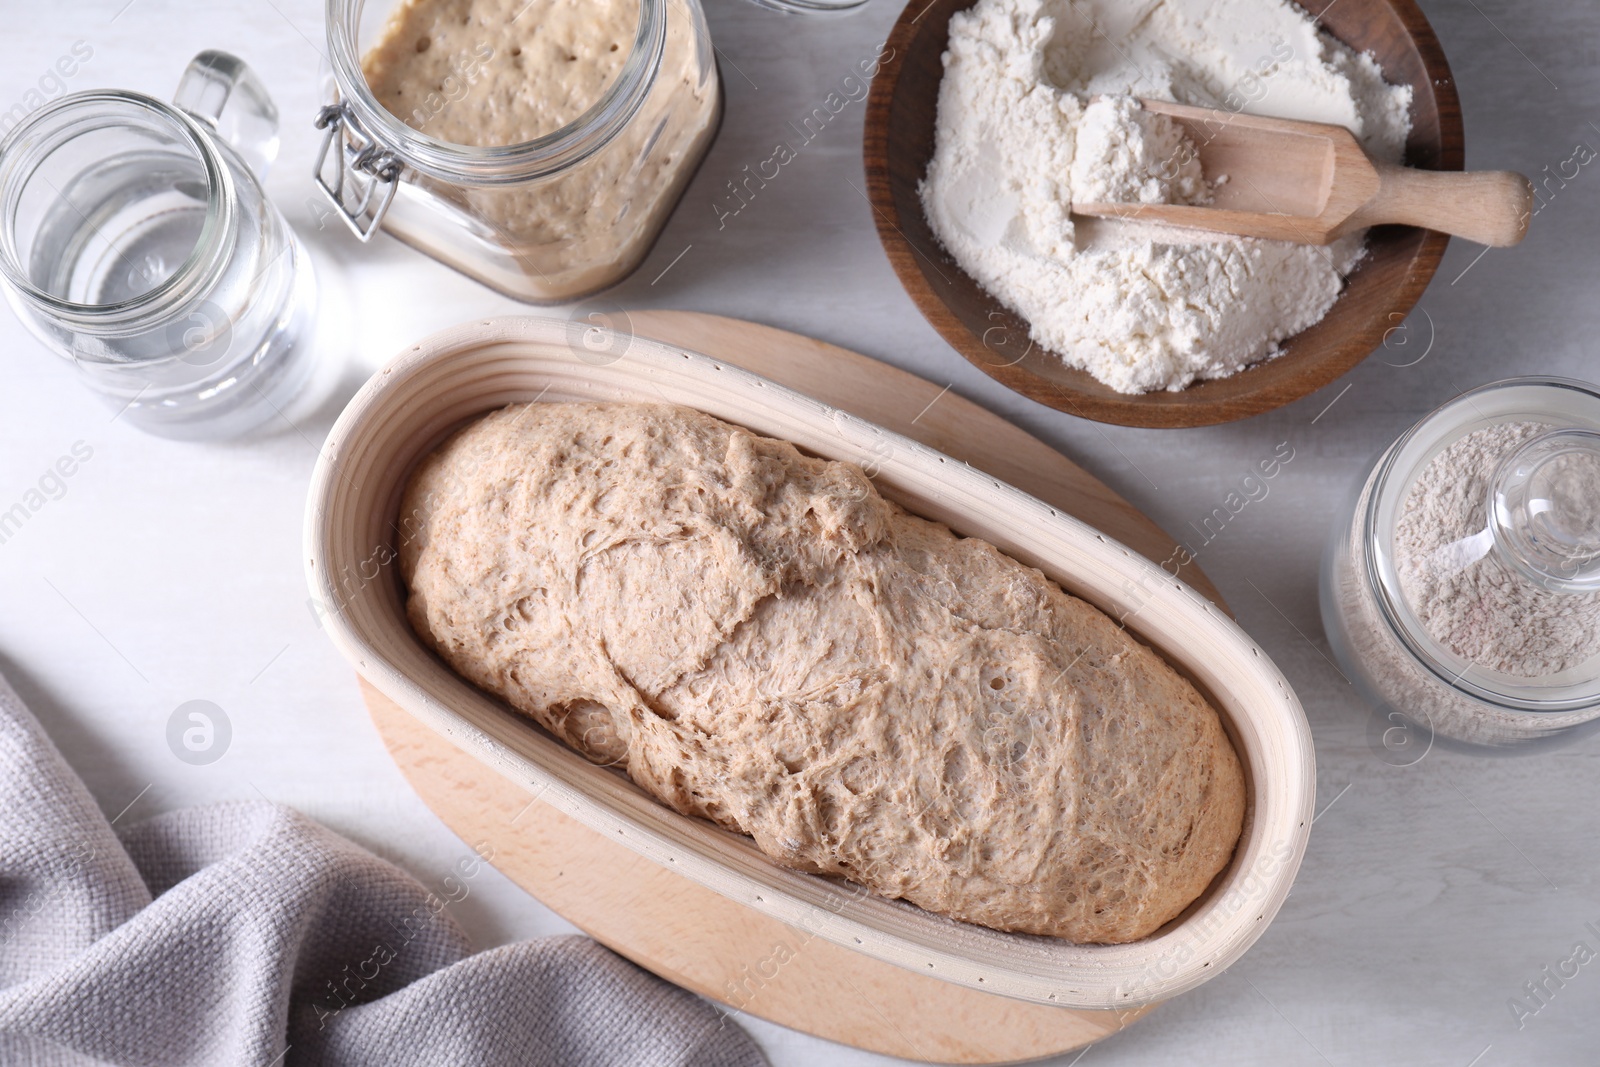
<box><xmin>1394</xmin><ymin>423</ymin><xmax>1600</xmax><ymax>678</ymax></box>
<box><xmin>920</xmin><ymin>0</ymin><xmax>1413</xmax><ymax>394</ymax></box>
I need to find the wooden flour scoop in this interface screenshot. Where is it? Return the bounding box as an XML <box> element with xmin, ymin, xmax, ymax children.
<box><xmin>1073</xmin><ymin>99</ymin><xmax>1533</xmax><ymax>247</ymax></box>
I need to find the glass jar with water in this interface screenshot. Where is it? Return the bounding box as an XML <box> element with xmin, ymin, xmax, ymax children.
<box><xmin>0</xmin><ymin>51</ymin><xmax>318</xmax><ymax>440</ymax></box>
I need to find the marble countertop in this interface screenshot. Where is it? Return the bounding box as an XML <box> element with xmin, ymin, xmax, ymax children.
<box><xmin>1</xmin><ymin>0</ymin><xmax>1596</xmax><ymax>1063</ymax></box>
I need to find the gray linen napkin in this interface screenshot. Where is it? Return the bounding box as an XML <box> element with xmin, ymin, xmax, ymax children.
<box><xmin>0</xmin><ymin>672</ymin><xmax>767</xmax><ymax>1067</ymax></box>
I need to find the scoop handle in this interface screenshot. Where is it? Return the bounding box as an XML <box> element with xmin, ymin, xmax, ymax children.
<box><xmin>1357</xmin><ymin>165</ymin><xmax>1534</xmax><ymax>247</ymax></box>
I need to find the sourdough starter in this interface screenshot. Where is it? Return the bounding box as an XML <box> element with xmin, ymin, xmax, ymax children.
<box><xmin>364</xmin><ymin>0</ymin><xmax>637</xmax><ymax>145</ymax></box>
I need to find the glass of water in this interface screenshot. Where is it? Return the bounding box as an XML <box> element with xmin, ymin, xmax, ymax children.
<box><xmin>0</xmin><ymin>51</ymin><xmax>317</xmax><ymax>440</ymax></box>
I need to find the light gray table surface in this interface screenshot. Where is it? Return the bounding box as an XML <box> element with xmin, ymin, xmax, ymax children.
<box><xmin>1</xmin><ymin>0</ymin><xmax>1596</xmax><ymax>1063</ymax></box>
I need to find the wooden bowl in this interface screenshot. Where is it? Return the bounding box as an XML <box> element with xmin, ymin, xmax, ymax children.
<box><xmin>863</xmin><ymin>0</ymin><xmax>1463</xmax><ymax>428</ymax></box>
<box><xmin>304</xmin><ymin>316</ymin><xmax>1316</xmax><ymax>1009</ymax></box>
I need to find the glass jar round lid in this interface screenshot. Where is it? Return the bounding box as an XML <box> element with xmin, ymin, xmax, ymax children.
<box><xmin>1367</xmin><ymin>378</ymin><xmax>1600</xmax><ymax>712</ymax></box>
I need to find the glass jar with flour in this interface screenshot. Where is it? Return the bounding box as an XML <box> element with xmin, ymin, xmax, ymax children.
<box><xmin>1322</xmin><ymin>378</ymin><xmax>1600</xmax><ymax>751</ymax></box>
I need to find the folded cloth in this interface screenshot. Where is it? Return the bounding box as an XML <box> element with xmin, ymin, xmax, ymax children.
<box><xmin>0</xmin><ymin>673</ymin><xmax>767</xmax><ymax>1067</ymax></box>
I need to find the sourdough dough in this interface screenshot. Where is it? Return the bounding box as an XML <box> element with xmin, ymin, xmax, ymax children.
<box><xmin>399</xmin><ymin>402</ymin><xmax>1246</xmax><ymax>943</ymax></box>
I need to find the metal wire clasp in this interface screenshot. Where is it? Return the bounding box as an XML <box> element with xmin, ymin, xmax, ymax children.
<box><xmin>313</xmin><ymin>103</ymin><xmax>402</xmax><ymax>242</ymax></box>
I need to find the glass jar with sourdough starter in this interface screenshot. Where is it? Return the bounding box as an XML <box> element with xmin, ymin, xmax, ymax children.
<box><xmin>316</xmin><ymin>0</ymin><xmax>720</xmax><ymax>302</ymax></box>
<box><xmin>1321</xmin><ymin>378</ymin><xmax>1600</xmax><ymax>752</ymax></box>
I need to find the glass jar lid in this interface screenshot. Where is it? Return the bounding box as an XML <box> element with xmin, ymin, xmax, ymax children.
<box><xmin>1366</xmin><ymin>378</ymin><xmax>1600</xmax><ymax>714</ymax></box>
<box><xmin>1489</xmin><ymin>428</ymin><xmax>1600</xmax><ymax>594</ymax></box>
